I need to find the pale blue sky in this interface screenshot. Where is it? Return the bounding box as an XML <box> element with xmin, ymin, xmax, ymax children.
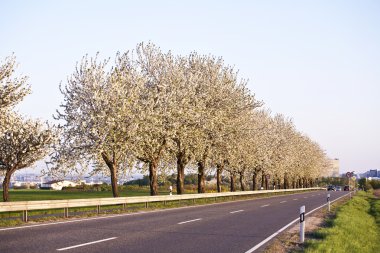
<box><xmin>1</xmin><ymin>0</ymin><xmax>379</xmax><ymax>174</ymax></box>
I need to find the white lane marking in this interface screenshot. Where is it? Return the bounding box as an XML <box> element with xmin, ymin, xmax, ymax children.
<box><xmin>57</xmin><ymin>237</ymin><xmax>117</xmax><ymax>251</ymax></box>
<box><xmin>312</xmin><ymin>195</ymin><xmax>315</xmax><ymax>197</ymax></box>
<box><xmin>261</xmin><ymin>204</ymin><xmax>270</xmax><ymax>207</ymax></box>
<box><xmin>243</xmin><ymin>193</ymin><xmax>350</xmax><ymax>253</ymax></box>
<box><xmin>0</xmin><ymin>190</ymin><xmax>318</xmax><ymax>232</ymax></box>
<box><xmin>280</xmin><ymin>201</ymin><xmax>287</xmax><ymax>203</ymax></box>
<box><xmin>178</xmin><ymin>218</ymin><xmax>202</xmax><ymax>225</ymax></box>
<box><xmin>230</xmin><ymin>210</ymin><xmax>244</xmax><ymax>214</ymax></box>
<box><xmin>293</xmin><ymin>198</ymin><xmax>298</xmax><ymax>200</ymax></box>
<box><xmin>304</xmin><ymin>197</ymin><xmax>308</xmax><ymax>198</ymax></box>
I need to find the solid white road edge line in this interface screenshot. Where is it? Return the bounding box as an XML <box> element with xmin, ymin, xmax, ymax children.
<box><xmin>293</xmin><ymin>199</ymin><xmax>298</xmax><ymax>200</ymax></box>
<box><xmin>260</xmin><ymin>204</ymin><xmax>270</xmax><ymax>207</ymax></box>
<box><xmin>177</xmin><ymin>218</ymin><xmax>202</xmax><ymax>225</ymax></box>
<box><xmin>56</xmin><ymin>237</ymin><xmax>117</xmax><ymax>251</ymax></box>
<box><xmin>230</xmin><ymin>210</ymin><xmax>244</xmax><ymax>214</ymax></box>
<box><xmin>280</xmin><ymin>201</ymin><xmax>287</xmax><ymax>203</ymax></box>
<box><xmin>243</xmin><ymin>193</ymin><xmax>350</xmax><ymax>253</ymax></box>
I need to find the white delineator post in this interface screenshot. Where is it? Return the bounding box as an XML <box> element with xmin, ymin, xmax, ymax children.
<box><xmin>300</xmin><ymin>205</ymin><xmax>305</xmax><ymax>243</ymax></box>
<box><xmin>169</xmin><ymin>185</ymin><xmax>173</xmax><ymax>196</ymax></box>
<box><xmin>327</xmin><ymin>193</ymin><xmax>331</xmax><ymax>212</ymax></box>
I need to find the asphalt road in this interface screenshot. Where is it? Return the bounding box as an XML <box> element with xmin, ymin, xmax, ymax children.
<box><xmin>0</xmin><ymin>190</ymin><xmax>348</xmax><ymax>253</ymax></box>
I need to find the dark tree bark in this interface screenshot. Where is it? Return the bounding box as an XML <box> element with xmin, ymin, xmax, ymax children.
<box><xmin>230</xmin><ymin>172</ymin><xmax>236</xmax><ymax>192</ymax></box>
<box><xmin>101</xmin><ymin>152</ymin><xmax>119</xmax><ymax>197</ymax></box>
<box><xmin>197</xmin><ymin>148</ymin><xmax>208</xmax><ymax>194</ymax></box>
<box><xmin>283</xmin><ymin>174</ymin><xmax>288</xmax><ymax>189</ymax></box>
<box><xmin>265</xmin><ymin>176</ymin><xmax>269</xmax><ymax>190</ymax></box>
<box><xmin>149</xmin><ymin>160</ymin><xmax>158</xmax><ymax>195</ymax></box>
<box><xmin>197</xmin><ymin>160</ymin><xmax>206</xmax><ymax>193</ymax></box>
<box><xmin>176</xmin><ymin>151</ymin><xmax>186</xmax><ymax>195</ymax></box>
<box><xmin>139</xmin><ymin>139</ymin><xmax>166</xmax><ymax>196</ymax></box>
<box><xmin>239</xmin><ymin>171</ymin><xmax>246</xmax><ymax>191</ymax></box>
<box><xmin>261</xmin><ymin>171</ymin><xmax>265</xmax><ymax>189</ymax></box>
<box><xmin>216</xmin><ymin>163</ymin><xmax>224</xmax><ymax>193</ymax></box>
<box><xmin>2</xmin><ymin>170</ymin><xmax>14</xmax><ymax>202</ymax></box>
<box><xmin>175</xmin><ymin>139</ymin><xmax>190</xmax><ymax>195</ymax></box>
<box><xmin>252</xmin><ymin>172</ymin><xmax>258</xmax><ymax>191</ymax></box>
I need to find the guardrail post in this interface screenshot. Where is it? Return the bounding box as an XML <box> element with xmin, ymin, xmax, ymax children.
<box><xmin>22</xmin><ymin>210</ymin><xmax>28</xmax><ymax>222</ymax></box>
<box><xmin>327</xmin><ymin>193</ymin><xmax>330</xmax><ymax>212</ymax></box>
<box><xmin>122</xmin><ymin>203</ymin><xmax>127</xmax><ymax>211</ymax></box>
<box><xmin>97</xmin><ymin>205</ymin><xmax>100</xmax><ymax>214</ymax></box>
<box><xmin>300</xmin><ymin>205</ymin><xmax>305</xmax><ymax>243</ymax></box>
<box><xmin>145</xmin><ymin>202</ymin><xmax>148</xmax><ymax>208</ymax></box>
<box><xmin>64</xmin><ymin>208</ymin><xmax>69</xmax><ymax>218</ymax></box>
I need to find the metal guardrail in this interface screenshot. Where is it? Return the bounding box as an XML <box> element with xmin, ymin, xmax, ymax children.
<box><xmin>0</xmin><ymin>187</ymin><xmax>323</xmax><ymax>222</ymax></box>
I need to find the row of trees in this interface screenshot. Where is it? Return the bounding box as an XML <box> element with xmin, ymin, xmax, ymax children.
<box><xmin>47</xmin><ymin>43</ymin><xmax>329</xmax><ymax>197</ymax></box>
<box><xmin>0</xmin><ymin>43</ymin><xmax>330</xmax><ymax>201</ymax></box>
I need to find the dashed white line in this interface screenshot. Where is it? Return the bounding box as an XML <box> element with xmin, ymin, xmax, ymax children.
<box><xmin>261</xmin><ymin>204</ymin><xmax>270</xmax><ymax>207</ymax></box>
<box><xmin>304</xmin><ymin>197</ymin><xmax>308</xmax><ymax>199</ymax></box>
<box><xmin>311</xmin><ymin>195</ymin><xmax>315</xmax><ymax>197</ymax></box>
<box><xmin>57</xmin><ymin>237</ymin><xmax>117</xmax><ymax>251</ymax></box>
<box><xmin>230</xmin><ymin>210</ymin><xmax>244</xmax><ymax>214</ymax></box>
<box><xmin>293</xmin><ymin>198</ymin><xmax>298</xmax><ymax>200</ymax></box>
<box><xmin>178</xmin><ymin>218</ymin><xmax>202</xmax><ymax>225</ymax></box>
<box><xmin>280</xmin><ymin>201</ymin><xmax>287</xmax><ymax>203</ymax></box>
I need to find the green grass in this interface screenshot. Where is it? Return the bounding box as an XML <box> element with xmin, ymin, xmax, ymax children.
<box><xmin>0</xmin><ymin>186</ymin><xmax>169</xmax><ymax>202</ymax></box>
<box><xmin>303</xmin><ymin>191</ymin><xmax>380</xmax><ymax>253</ymax></box>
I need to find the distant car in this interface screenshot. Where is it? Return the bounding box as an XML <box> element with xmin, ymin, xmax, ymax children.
<box><xmin>344</xmin><ymin>185</ymin><xmax>350</xmax><ymax>191</ymax></box>
<box><xmin>336</xmin><ymin>186</ymin><xmax>342</xmax><ymax>191</ymax></box>
<box><xmin>327</xmin><ymin>185</ymin><xmax>336</xmax><ymax>191</ymax></box>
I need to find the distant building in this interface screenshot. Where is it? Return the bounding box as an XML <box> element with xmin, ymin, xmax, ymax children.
<box><xmin>40</xmin><ymin>180</ymin><xmax>78</xmax><ymax>190</ymax></box>
<box><xmin>324</xmin><ymin>158</ymin><xmax>340</xmax><ymax>177</ymax></box>
<box><xmin>368</xmin><ymin>170</ymin><xmax>378</xmax><ymax>178</ymax></box>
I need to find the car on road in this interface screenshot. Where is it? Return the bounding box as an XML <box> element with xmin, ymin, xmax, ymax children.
<box><xmin>336</xmin><ymin>186</ymin><xmax>342</xmax><ymax>191</ymax></box>
<box><xmin>344</xmin><ymin>185</ymin><xmax>350</xmax><ymax>191</ymax></box>
<box><xmin>327</xmin><ymin>185</ymin><xmax>336</xmax><ymax>191</ymax></box>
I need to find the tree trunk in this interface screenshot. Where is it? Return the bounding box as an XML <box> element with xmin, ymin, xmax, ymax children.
<box><xmin>197</xmin><ymin>161</ymin><xmax>205</xmax><ymax>193</ymax></box>
<box><xmin>109</xmin><ymin>165</ymin><xmax>119</xmax><ymax>197</ymax></box>
<box><xmin>239</xmin><ymin>171</ymin><xmax>245</xmax><ymax>191</ymax></box>
<box><xmin>216</xmin><ymin>163</ymin><xmax>223</xmax><ymax>193</ymax></box>
<box><xmin>176</xmin><ymin>152</ymin><xmax>186</xmax><ymax>195</ymax></box>
<box><xmin>2</xmin><ymin>170</ymin><xmax>13</xmax><ymax>202</ymax></box>
<box><xmin>252</xmin><ymin>173</ymin><xmax>258</xmax><ymax>191</ymax></box>
<box><xmin>261</xmin><ymin>171</ymin><xmax>265</xmax><ymax>189</ymax></box>
<box><xmin>149</xmin><ymin>160</ymin><xmax>158</xmax><ymax>196</ymax></box>
<box><xmin>230</xmin><ymin>172</ymin><xmax>236</xmax><ymax>192</ymax></box>
<box><xmin>265</xmin><ymin>176</ymin><xmax>269</xmax><ymax>190</ymax></box>
<box><xmin>197</xmin><ymin>148</ymin><xmax>208</xmax><ymax>194</ymax></box>
<box><xmin>101</xmin><ymin>152</ymin><xmax>119</xmax><ymax>197</ymax></box>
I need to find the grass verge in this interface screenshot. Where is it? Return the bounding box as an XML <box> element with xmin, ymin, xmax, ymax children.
<box><xmin>302</xmin><ymin>191</ymin><xmax>380</xmax><ymax>253</ymax></box>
